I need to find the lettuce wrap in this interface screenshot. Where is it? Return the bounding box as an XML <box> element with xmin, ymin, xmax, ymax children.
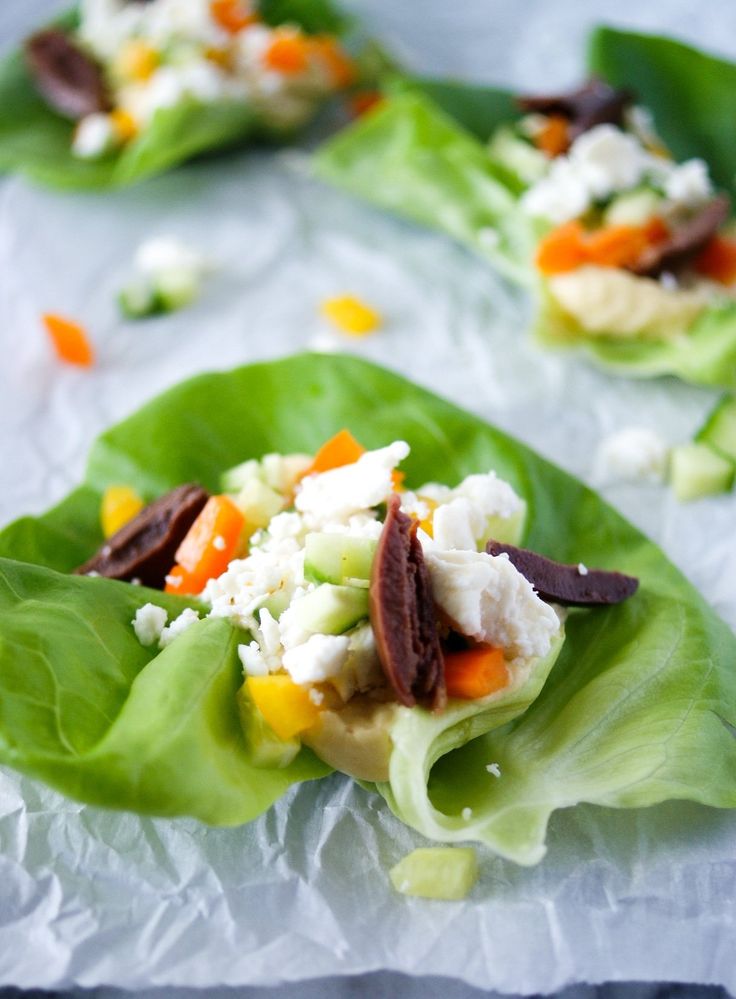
<box><xmin>315</xmin><ymin>31</ymin><xmax>736</xmax><ymax>389</ymax></box>
<box><xmin>0</xmin><ymin>0</ymin><xmax>355</xmax><ymax>191</ymax></box>
<box><xmin>0</xmin><ymin>355</ymin><xmax>734</xmax><ymax>865</ymax></box>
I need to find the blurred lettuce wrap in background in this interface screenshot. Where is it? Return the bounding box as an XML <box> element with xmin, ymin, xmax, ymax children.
<box><xmin>316</xmin><ymin>29</ymin><xmax>736</xmax><ymax>388</ymax></box>
<box><xmin>0</xmin><ymin>0</ymin><xmax>374</xmax><ymax>190</ymax></box>
<box><xmin>0</xmin><ymin>355</ymin><xmax>734</xmax><ymax>865</ymax></box>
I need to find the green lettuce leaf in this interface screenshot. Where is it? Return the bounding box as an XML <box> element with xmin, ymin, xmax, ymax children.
<box><xmin>316</xmin><ymin>84</ymin><xmax>736</xmax><ymax>388</ymax></box>
<box><xmin>0</xmin><ymin>1</ymin><xmax>347</xmax><ymax>190</ymax></box>
<box><xmin>315</xmin><ymin>91</ymin><xmax>537</xmax><ymax>285</ymax></box>
<box><xmin>588</xmin><ymin>26</ymin><xmax>736</xmax><ymax>196</ymax></box>
<box><xmin>0</xmin><ymin>355</ymin><xmax>734</xmax><ymax>863</ymax></box>
<box><xmin>535</xmin><ymin>290</ymin><xmax>736</xmax><ymax>390</ymax></box>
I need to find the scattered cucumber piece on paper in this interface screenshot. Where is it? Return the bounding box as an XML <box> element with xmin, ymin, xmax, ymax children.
<box><xmin>696</xmin><ymin>394</ymin><xmax>736</xmax><ymax>463</ymax></box>
<box><xmin>670</xmin><ymin>442</ymin><xmax>735</xmax><ymax>501</ymax></box>
<box><xmin>389</xmin><ymin>847</ymin><xmax>478</xmax><ymax>900</ymax></box>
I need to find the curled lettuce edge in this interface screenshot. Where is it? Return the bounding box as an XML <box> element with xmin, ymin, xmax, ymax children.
<box><xmin>0</xmin><ymin>354</ymin><xmax>734</xmax><ymax>862</ymax></box>
<box><xmin>376</xmin><ymin>627</ymin><xmax>565</xmax><ymax>863</ymax></box>
<box><xmin>315</xmin><ymin>73</ymin><xmax>736</xmax><ymax>388</ymax></box>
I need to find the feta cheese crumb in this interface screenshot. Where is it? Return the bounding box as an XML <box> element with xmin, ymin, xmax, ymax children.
<box><xmin>486</xmin><ymin>763</ymin><xmax>502</xmax><ymax>778</ymax></box>
<box><xmin>426</xmin><ymin>549</ymin><xmax>560</xmax><ymax>660</ymax></box>
<box><xmin>308</xmin><ymin>687</ymin><xmax>325</xmax><ymax>706</ymax></box>
<box><xmin>132</xmin><ymin>602</ymin><xmax>168</xmax><ymax>647</ymax></box>
<box><xmin>213</xmin><ymin>534</ymin><xmax>227</xmax><ymax>551</ymax></box>
<box><xmin>461</xmin><ymin>807</ymin><xmax>473</xmax><ymax>821</ymax></box>
<box><xmin>134</xmin><ymin>235</ymin><xmax>208</xmax><ymax>278</ymax></box>
<box><xmin>159</xmin><ymin>607</ymin><xmax>200</xmax><ymax>648</ymax></box>
<box><xmin>238</xmin><ymin>641</ymin><xmax>269</xmax><ymax>677</ymax></box>
<box><xmin>578</xmin><ymin>563</ymin><xmax>588</xmax><ymax>576</ymax></box>
<box><xmin>72</xmin><ymin>113</ymin><xmax>117</xmax><ymax>159</ymax></box>
<box><xmin>596</xmin><ymin>427</ymin><xmax>669</xmax><ymax>485</ymax></box>
<box><xmin>282</xmin><ymin>634</ymin><xmax>350</xmax><ymax>685</ymax></box>
<box><xmin>664</xmin><ymin>159</ymin><xmax>712</xmax><ymax>207</ymax></box>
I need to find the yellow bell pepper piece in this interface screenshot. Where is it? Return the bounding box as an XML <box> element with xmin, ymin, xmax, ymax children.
<box><xmin>321</xmin><ymin>295</ymin><xmax>382</xmax><ymax>336</ymax></box>
<box><xmin>110</xmin><ymin>108</ymin><xmax>139</xmax><ymax>143</ymax></box>
<box><xmin>101</xmin><ymin>485</ymin><xmax>144</xmax><ymax>538</ymax></box>
<box><xmin>246</xmin><ymin>674</ymin><xmax>322</xmax><ymax>740</ymax></box>
<box><xmin>115</xmin><ymin>40</ymin><xmax>159</xmax><ymax>83</ymax></box>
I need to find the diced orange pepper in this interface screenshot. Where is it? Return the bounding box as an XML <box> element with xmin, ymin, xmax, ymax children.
<box><xmin>210</xmin><ymin>0</ymin><xmax>257</xmax><ymax>33</ymax></box>
<box><xmin>164</xmin><ymin>495</ymin><xmax>244</xmax><ymax>595</ymax></box>
<box><xmin>585</xmin><ymin>224</ymin><xmax>650</xmax><ymax>270</ymax></box>
<box><xmin>535</xmin><ymin>221</ymin><xmax>589</xmax><ymax>275</ymax></box>
<box><xmin>444</xmin><ymin>645</ymin><xmax>509</xmax><ymax>700</ymax></box>
<box><xmin>392</xmin><ymin>469</ymin><xmax>405</xmax><ymax>491</ymax></box>
<box><xmin>305</xmin><ymin>429</ymin><xmax>366</xmax><ymax>477</ymax></box>
<box><xmin>349</xmin><ymin>90</ymin><xmax>384</xmax><ymax>118</ymax></box>
<box><xmin>695</xmin><ymin>235</ymin><xmax>736</xmax><ymax>285</ymax></box>
<box><xmin>42</xmin><ymin>313</ymin><xmax>95</xmax><ymax>367</ymax></box>
<box><xmin>309</xmin><ymin>36</ymin><xmax>356</xmax><ymax>87</ymax></box>
<box><xmin>642</xmin><ymin>216</ymin><xmax>670</xmax><ymax>245</ymax></box>
<box><xmin>246</xmin><ymin>674</ymin><xmax>322</xmax><ymax>740</ymax></box>
<box><xmin>534</xmin><ymin>114</ymin><xmax>570</xmax><ymax>158</ymax></box>
<box><xmin>264</xmin><ymin>32</ymin><xmax>311</xmax><ymax>74</ymax></box>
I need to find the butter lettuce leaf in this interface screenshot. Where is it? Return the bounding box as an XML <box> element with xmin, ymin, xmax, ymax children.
<box><xmin>316</xmin><ymin>84</ymin><xmax>736</xmax><ymax>388</ymax></box>
<box><xmin>0</xmin><ymin>1</ymin><xmax>347</xmax><ymax>191</ymax></box>
<box><xmin>0</xmin><ymin>355</ymin><xmax>735</xmax><ymax>857</ymax></box>
<box><xmin>589</xmin><ymin>26</ymin><xmax>736</xmax><ymax>196</ymax></box>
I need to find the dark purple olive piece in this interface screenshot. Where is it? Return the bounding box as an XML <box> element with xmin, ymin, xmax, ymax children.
<box><xmin>518</xmin><ymin>78</ymin><xmax>633</xmax><ymax>141</ymax></box>
<box><xmin>370</xmin><ymin>495</ymin><xmax>445</xmax><ymax>709</ymax></box>
<box><xmin>75</xmin><ymin>484</ymin><xmax>209</xmax><ymax>589</ymax></box>
<box><xmin>25</xmin><ymin>29</ymin><xmax>111</xmax><ymax>120</ymax></box>
<box><xmin>634</xmin><ymin>194</ymin><xmax>731</xmax><ymax>277</ymax></box>
<box><xmin>485</xmin><ymin>541</ymin><xmax>639</xmax><ymax>607</ymax></box>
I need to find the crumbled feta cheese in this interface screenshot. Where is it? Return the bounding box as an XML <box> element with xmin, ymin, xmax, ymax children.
<box><xmin>330</xmin><ymin>622</ymin><xmax>383</xmax><ymax>701</ymax></box>
<box><xmin>282</xmin><ymin>634</ymin><xmax>351</xmax><ymax>685</ymax></box>
<box><xmin>159</xmin><ymin>607</ymin><xmax>200</xmax><ymax>648</ymax></box>
<box><xmin>578</xmin><ymin>563</ymin><xmax>589</xmax><ymax>577</ymax></box>
<box><xmin>426</xmin><ymin>549</ymin><xmax>560</xmax><ymax>660</ymax></box>
<box><xmin>308</xmin><ymin>687</ymin><xmax>325</xmax><ymax>706</ymax></box>
<box><xmin>461</xmin><ymin>807</ymin><xmax>473</xmax><ymax>821</ymax></box>
<box><xmin>664</xmin><ymin>158</ymin><xmax>712</xmax><ymax>207</ymax></box>
<box><xmin>134</xmin><ymin>235</ymin><xmax>208</xmax><ymax>278</ymax></box>
<box><xmin>422</xmin><ymin>472</ymin><xmax>523</xmax><ymax>552</ymax></box>
<box><xmin>238</xmin><ymin>641</ymin><xmax>269</xmax><ymax>677</ymax></box>
<box><xmin>213</xmin><ymin>534</ymin><xmax>226</xmax><ymax>551</ymax></box>
<box><xmin>486</xmin><ymin>763</ymin><xmax>501</xmax><ymax>778</ymax></box>
<box><xmin>595</xmin><ymin>427</ymin><xmax>669</xmax><ymax>485</ymax></box>
<box><xmin>295</xmin><ymin>441</ymin><xmax>410</xmax><ymax>525</ymax></box>
<box><xmin>132</xmin><ymin>602</ymin><xmax>168</xmax><ymax>647</ymax></box>
<box><xmin>431</xmin><ymin>498</ymin><xmax>478</xmax><ymax>551</ymax></box>
<box><xmin>72</xmin><ymin>113</ymin><xmax>117</xmax><ymax>159</ymax></box>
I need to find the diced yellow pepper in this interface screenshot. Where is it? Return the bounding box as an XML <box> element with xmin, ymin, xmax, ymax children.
<box><xmin>417</xmin><ymin>496</ymin><xmax>438</xmax><ymax>538</ymax></box>
<box><xmin>101</xmin><ymin>485</ymin><xmax>144</xmax><ymax>538</ymax></box>
<box><xmin>246</xmin><ymin>675</ymin><xmax>322</xmax><ymax>740</ymax></box>
<box><xmin>320</xmin><ymin>295</ymin><xmax>382</xmax><ymax>336</ymax></box>
<box><xmin>110</xmin><ymin>108</ymin><xmax>139</xmax><ymax>143</ymax></box>
<box><xmin>115</xmin><ymin>39</ymin><xmax>159</xmax><ymax>83</ymax></box>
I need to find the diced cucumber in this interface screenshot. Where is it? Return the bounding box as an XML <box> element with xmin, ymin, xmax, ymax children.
<box><xmin>261</xmin><ymin>453</ymin><xmax>312</xmax><ymax>493</ymax></box>
<box><xmin>260</xmin><ymin>589</ymin><xmax>290</xmax><ymax>621</ymax></box>
<box><xmin>234</xmin><ymin>478</ymin><xmax>284</xmax><ymax>528</ymax></box>
<box><xmin>604</xmin><ymin>188</ymin><xmax>663</xmax><ymax>227</ymax></box>
<box><xmin>488</xmin><ymin>125</ymin><xmax>547</xmax><ymax>184</ymax></box>
<box><xmin>304</xmin><ymin>533</ymin><xmax>377</xmax><ymax>586</ymax></box>
<box><xmin>292</xmin><ymin>584</ymin><xmax>370</xmax><ymax>635</ymax></box>
<box><xmin>696</xmin><ymin>395</ymin><xmax>736</xmax><ymax>464</ymax></box>
<box><xmin>236</xmin><ymin>682</ymin><xmax>300</xmax><ymax>769</ymax></box>
<box><xmin>155</xmin><ymin>267</ymin><xmax>201</xmax><ymax>311</ymax></box>
<box><xmin>118</xmin><ymin>277</ymin><xmax>160</xmax><ymax>319</ymax></box>
<box><xmin>478</xmin><ymin>502</ymin><xmax>527</xmax><ymax>548</ymax></box>
<box><xmin>670</xmin><ymin>443</ymin><xmax>735</xmax><ymax>501</ymax></box>
<box><xmin>221</xmin><ymin>458</ymin><xmax>261</xmax><ymax>494</ymax></box>
<box><xmin>389</xmin><ymin>847</ymin><xmax>478</xmax><ymax>901</ymax></box>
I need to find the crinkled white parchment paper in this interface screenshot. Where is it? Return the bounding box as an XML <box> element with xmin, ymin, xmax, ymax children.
<box><xmin>1</xmin><ymin>0</ymin><xmax>736</xmax><ymax>994</ymax></box>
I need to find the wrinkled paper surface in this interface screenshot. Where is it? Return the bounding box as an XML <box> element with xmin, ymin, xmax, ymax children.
<box><xmin>1</xmin><ymin>0</ymin><xmax>736</xmax><ymax>993</ymax></box>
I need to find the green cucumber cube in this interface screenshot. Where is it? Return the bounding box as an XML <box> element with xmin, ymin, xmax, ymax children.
<box><xmin>478</xmin><ymin>502</ymin><xmax>527</xmax><ymax>548</ymax></box>
<box><xmin>389</xmin><ymin>847</ymin><xmax>478</xmax><ymax>901</ymax></box>
<box><xmin>292</xmin><ymin>583</ymin><xmax>370</xmax><ymax>635</ymax></box>
<box><xmin>697</xmin><ymin>395</ymin><xmax>736</xmax><ymax>463</ymax></box>
<box><xmin>221</xmin><ymin>459</ymin><xmax>261</xmax><ymax>494</ymax></box>
<box><xmin>670</xmin><ymin>443</ymin><xmax>735</xmax><ymax>501</ymax></box>
<box><xmin>304</xmin><ymin>533</ymin><xmax>377</xmax><ymax>585</ymax></box>
<box><xmin>118</xmin><ymin>278</ymin><xmax>159</xmax><ymax>319</ymax></box>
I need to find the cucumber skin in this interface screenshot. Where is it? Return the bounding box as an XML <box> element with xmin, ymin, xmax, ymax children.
<box><xmin>303</xmin><ymin>534</ymin><xmax>377</xmax><ymax>586</ymax></box>
<box><xmin>292</xmin><ymin>583</ymin><xmax>370</xmax><ymax>635</ymax></box>
<box><xmin>670</xmin><ymin>443</ymin><xmax>735</xmax><ymax>502</ymax></box>
<box><xmin>696</xmin><ymin>395</ymin><xmax>736</xmax><ymax>464</ymax></box>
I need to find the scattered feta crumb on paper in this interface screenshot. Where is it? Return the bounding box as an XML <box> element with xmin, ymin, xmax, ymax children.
<box><xmin>486</xmin><ymin>763</ymin><xmax>502</xmax><ymax>778</ymax></box>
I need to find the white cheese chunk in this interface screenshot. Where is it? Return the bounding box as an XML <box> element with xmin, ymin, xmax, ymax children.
<box><xmin>283</xmin><ymin>634</ymin><xmax>351</xmax><ymax>685</ymax></box>
<box><xmin>159</xmin><ymin>607</ymin><xmax>200</xmax><ymax>648</ymax></box>
<box><xmin>595</xmin><ymin>427</ymin><xmax>669</xmax><ymax>485</ymax></box>
<box><xmin>132</xmin><ymin>602</ymin><xmax>168</xmax><ymax>647</ymax></box>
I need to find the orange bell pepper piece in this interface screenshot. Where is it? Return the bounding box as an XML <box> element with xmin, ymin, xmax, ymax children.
<box><xmin>535</xmin><ymin>221</ymin><xmax>588</xmax><ymax>275</ymax></box>
<box><xmin>585</xmin><ymin>224</ymin><xmax>650</xmax><ymax>270</ymax></box>
<box><xmin>210</xmin><ymin>0</ymin><xmax>256</xmax><ymax>33</ymax></box>
<box><xmin>309</xmin><ymin>36</ymin><xmax>356</xmax><ymax>87</ymax></box>
<box><xmin>349</xmin><ymin>90</ymin><xmax>384</xmax><ymax>118</ymax></box>
<box><xmin>444</xmin><ymin>645</ymin><xmax>509</xmax><ymax>700</ymax></box>
<box><xmin>264</xmin><ymin>33</ymin><xmax>310</xmax><ymax>74</ymax></box>
<box><xmin>534</xmin><ymin>114</ymin><xmax>570</xmax><ymax>158</ymax></box>
<box><xmin>695</xmin><ymin>235</ymin><xmax>736</xmax><ymax>285</ymax></box>
<box><xmin>305</xmin><ymin>429</ymin><xmax>366</xmax><ymax>476</ymax></box>
<box><xmin>164</xmin><ymin>495</ymin><xmax>244</xmax><ymax>595</ymax></box>
<box><xmin>42</xmin><ymin>313</ymin><xmax>95</xmax><ymax>367</ymax></box>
